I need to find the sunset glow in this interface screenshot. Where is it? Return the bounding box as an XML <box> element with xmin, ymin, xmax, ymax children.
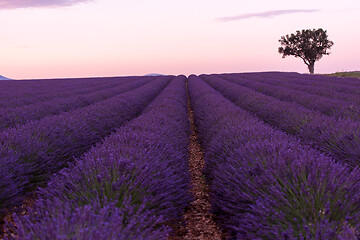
<box><xmin>0</xmin><ymin>0</ymin><xmax>359</xmax><ymax>79</ymax></box>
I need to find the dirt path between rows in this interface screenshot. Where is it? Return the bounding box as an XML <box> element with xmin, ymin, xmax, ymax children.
<box><xmin>2</xmin><ymin>80</ymin><xmax>224</xmax><ymax>240</ymax></box>
<box><xmin>168</xmin><ymin>81</ymin><xmax>223</xmax><ymax>240</ymax></box>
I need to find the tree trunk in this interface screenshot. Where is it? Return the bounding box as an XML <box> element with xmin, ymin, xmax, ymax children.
<box><xmin>308</xmin><ymin>61</ymin><xmax>315</xmax><ymax>74</ymax></box>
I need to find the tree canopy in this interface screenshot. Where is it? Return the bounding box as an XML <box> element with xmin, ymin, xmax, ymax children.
<box><xmin>278</xmin><ymin>28</ymin><xmax>334</xmax><ymax>74</ymax></box>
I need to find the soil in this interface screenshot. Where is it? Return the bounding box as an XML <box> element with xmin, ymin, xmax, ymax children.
<box><xmin>0</xmin><ymin>197</ymin><xmax>35</xmax><ymax>239</ymax></box>
<box><xmin>168</xmin><ymin>83</ymin><xmax>223</xmax><ymax>240</ymax></box>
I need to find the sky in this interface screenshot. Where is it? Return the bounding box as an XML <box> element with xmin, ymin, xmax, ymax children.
<box><xmin>0</xmin><ymin>0</ymin><xmax>359</xmax><ymax>79</ymax></box>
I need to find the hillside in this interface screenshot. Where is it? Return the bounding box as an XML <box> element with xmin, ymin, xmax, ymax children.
<box><xmin>0</xmin><ymin>75</ymin><xmax>12</xmax><ymax>80</ymax></box>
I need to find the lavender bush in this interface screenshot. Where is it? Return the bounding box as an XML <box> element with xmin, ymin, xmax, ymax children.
<box><xmin>188</xmin><ymin>75</ymin><xmax>360</xmax><ymax>239</ymax></box>
<box><xmin>202</xmin><ymin>74</ymin><xmax>360</xmax><ymax>168</ymax></box>
<box><xmin>0</xmin><ymin>77</ymin><xmax>152</xmax><ymax>131</ymax></box>
<box><xmin>5</xmin><ymin>75</ymin><xmax>191</xmax><ymax>239</ymax></box>
<box><xmin>221</xmin><ymin>74</ymin><xmax>360</xmax><ymax>120</ymax></box>
<box><xmin>3</xmin><ymin>72</ymin><xmax>360</xmax><ymax>239</ymax></box>
<box><xmin>0</xmin><ymin>76</ymin><xmax>170</xmax><ymax>216</ymax></box>
<box><xmin>5</xmin><ymin>198</ymin><xmax>168</xmax><ymax>240</ymax></box>
<box><xmin>223</xmin><ymin>72</ymin><xmax>360</xmax><ymax>104</ymax></box>
<box><xmin>253</xmin><ymin>72</ymin><xmax>360</xmax><ymax>90</ymax></box>
<box><xmin>0</xmin><ymin>76</ymin><xmax>144</xmax><ymax>109</ymax></box>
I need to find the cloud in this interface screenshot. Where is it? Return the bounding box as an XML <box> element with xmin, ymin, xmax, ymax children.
<box><xmin>216</xmin><ymin>9</ymin><xmax>320</xmax><ymax>22</ymax></box>
<box><xmin>0</xmin><ymin>0</ymin><xmax>92</xmax><ymax>9</ymax></box>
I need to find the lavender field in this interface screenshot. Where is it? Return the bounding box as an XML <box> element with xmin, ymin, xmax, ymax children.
<box><xmin>1</xmin><ymin>72</ymin><xmax>360</xmax><ymax>239</ymax></box>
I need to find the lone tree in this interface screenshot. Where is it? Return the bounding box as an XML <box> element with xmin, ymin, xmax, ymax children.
<box><xmin>278</xmin><ymin>28</ymin><xmax>334</xmax><ymax>74</ymax></box>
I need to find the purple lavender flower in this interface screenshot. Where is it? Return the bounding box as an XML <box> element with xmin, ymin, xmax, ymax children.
<box><xmin>5</xmin><ymin>75</ymin><xmax>192</xmax><ymax>238</ymax></box>
<box><xmin>188</xmin><ymin>74</ymin><xmax>360</xmax><ymax>239</ymax></box>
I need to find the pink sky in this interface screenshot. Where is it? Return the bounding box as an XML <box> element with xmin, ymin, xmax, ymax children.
<box><xmin>0</xmin><ymin>0</ymin><xmax>359</xmax><ymax>79</ymax></box>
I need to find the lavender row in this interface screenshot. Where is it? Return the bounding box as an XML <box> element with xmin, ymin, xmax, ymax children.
<box><xmin>266</xmin><ymin>72</ymin><xmax>360</xmax><ymax>94</ymax></box>
<box><xmin>220</xmin><ymin>74</ymin><xmax>360</xmax><ymax>121</ymax></box>
<box><xmin>201</xmin><ymin>75</ymin><xmax>360</xmax><ymax>168</ymax></box>
<box><xmin>0</xmin><ymin>76</ymin><xmax>140</xmax><ymax>109</ymax></box>
<box><xmin>0</xmin><ymin>76</ymin><xmax>124</xmax><ymax>99</ymax></box>
<box><xmin>5</xmin><ymin>75</ymin><xmax>191</xmax><ymax>239</ymax></box>
<box><xmin>258</xmin><ymin>71</ymin><xmax>360</xmax><ymax>89</ymax></box>
<box><xmin>0</xmin><ymin>77</ymin><xmax>121</xmax><ymax>109</ymax></box>
<box><xmin>233</xmin><ymin>72</ymin><xmax>360</xmax><ymax>96</ymax></box>
<box><xmin>225</xmin><ymin>72</ymin><xmax>360</xmax><ymax>105</ymax></box>
<box><xmin>289</xmin><ymin>72</ymin><xmax>360</xmax><ymax>87</ymax></box>
<box><xmin>0</xmin><ymin>77</ymin><xmax>152</xmax><ymax>131</ymax></box>
<box><xmin>188</xmin><ymin>75</ymin><xmax>360</xmax><ymax>239</ymax></box>
<box><xmin>0</xmin><ymin>76</ymin><xmax>171</xmax><ymax>216</ymax></box>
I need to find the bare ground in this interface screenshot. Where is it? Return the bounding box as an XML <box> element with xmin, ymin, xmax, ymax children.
<box><xmin>0</xmin><ymin>197</ymin><xmax>36</xmax><ymax>239</ymax></box>
<box><xmin>168</xmin><ymin>83</ymin><xmax>223</xmax><ymax>240</ymax></box>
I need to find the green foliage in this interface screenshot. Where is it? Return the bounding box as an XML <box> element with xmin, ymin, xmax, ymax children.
<box><xmin>325</xmin><ymin>71</ymin><xmax>360</xmax><ymax>78</ymax></box>
<box><xmin>278</xmin><ymin>28</ymin><xmax>334</xmax><ymax>74</ymax></box>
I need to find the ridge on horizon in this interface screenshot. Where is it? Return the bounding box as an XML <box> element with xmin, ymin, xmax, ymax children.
<box><xmin>0</xmin><ymin>75</ymin><xmax>12</xmax><ymax>80</ymax></box>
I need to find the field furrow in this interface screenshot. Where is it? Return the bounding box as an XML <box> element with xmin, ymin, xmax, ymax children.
<box><xmin>4</xmin><ymin>75</ymin><xmax>192</xmax><ymax>239</ymax></box>
<box><xmin>1</xmin><ymin>72</ymin><xmax>360</xmax><ymax>239</ymax></box>
<box><xmin>0</xmin><ymin>76</ymin><xmax>142</xmax><ymax>109</ymax></box>
<box><xmin>225</xmin><ymin>72</ymin><xmax>360</xmax><ymax>103</ymax></box>
<box><xmin>189</xmin><ymin>75</ymin><xmax>360</xmax><ymax>239</ymax></box>
<box><xmin>202</xmin><ymin>74</ymin><xmax>360</xmax><ymax>168</ymax></box>
<box><xmin>220</xmin><ymin>74</ymin><xmax>360</xmax><ymax>121</ymax></box>
<box><xmin>0</xmin><ymin>77</ymin><xmax>153</xmax><ymax>131</ymax></box>
<box><xmin>0</xmin><ymin>76</ymin><xmax>170</xmax><ymax>217</ymax></box>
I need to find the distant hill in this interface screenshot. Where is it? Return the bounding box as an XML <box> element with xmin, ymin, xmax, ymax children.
<box><xmin>144</xmin><ymin>73</ymin><xmax>166</xmax><ymax>76</ymax></box>
<box><xmin>0</xmin><ymin>75</ymin><xmax>12</xmax><ymax>80</ymax></box>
